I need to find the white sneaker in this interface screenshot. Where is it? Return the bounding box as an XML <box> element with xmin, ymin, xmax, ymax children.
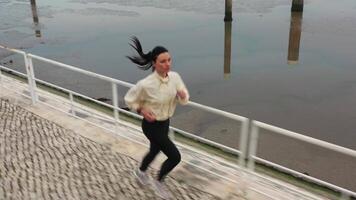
<box><xmin>133</xmin><ymin>169</ymin><xmax>150</xmax><ymax>185</ymax></box>
<box><xmin>152</xmin><ymin>180</ymin><xmax>173</xmax><ymax>199</ymax></box>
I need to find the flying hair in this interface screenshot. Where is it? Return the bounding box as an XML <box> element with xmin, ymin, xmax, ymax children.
<box><xmin>126</xmin><ymin>36</ymin><xmax>168</xmax><ymax>71</ymax></box>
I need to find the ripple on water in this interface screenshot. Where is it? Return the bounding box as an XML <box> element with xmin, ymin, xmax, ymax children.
<box><xmin>61</xmin><ymin>7</ymin><xmax>139</xmax><ymax>17</ymax></box>
<box><xmin>69</xmin><ymin>0</ymin><xmax>290</xmax><ymax>14</ymax></box>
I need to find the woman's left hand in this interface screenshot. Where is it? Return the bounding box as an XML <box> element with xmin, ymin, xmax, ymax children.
<box><xmin>176</xmin><ymin>90</ymin><xmax>186</xmax><ymax>99</ymax></box>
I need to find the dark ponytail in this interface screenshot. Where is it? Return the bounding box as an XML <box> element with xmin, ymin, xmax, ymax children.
<box><xmin>126</xmin><ymin>36</ymin><xmax>168</xmax><ymax>71</ymax></box>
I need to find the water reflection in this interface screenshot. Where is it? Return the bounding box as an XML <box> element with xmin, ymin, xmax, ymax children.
<box><xmin>287</xmin><ymin>9</ymin><xmax>303</xmax><ymax>64</ymax></box>
<box><xmin>224</xmin><ymin>21</ymin><xmax>232</xmax><ymax>78</ymax></box>
<box><xmin>30</xmin><ymin>0</ymin><xmax>41</xmax><ymax>38</ymax></box>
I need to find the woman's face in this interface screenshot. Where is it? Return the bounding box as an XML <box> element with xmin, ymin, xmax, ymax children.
<box><xmin>154</xmin><ymin>52</ymin><xmax>171</xmax><ymax>77</ymax></box>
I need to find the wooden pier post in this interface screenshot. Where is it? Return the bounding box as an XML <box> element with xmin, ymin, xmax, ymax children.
<box><xmin>291</xmin><ymin>0</ymin><xmax>303</xmax><ymax>12</ymax></box>
<box><xmin>224</xmin><ymin>0</ymin><xmax>233</xmax><ymax>22</ymax></box>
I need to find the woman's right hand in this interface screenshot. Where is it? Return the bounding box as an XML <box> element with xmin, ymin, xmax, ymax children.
<box><xmin>140</xmin><ymin>108</ymin><xmax>156</xmax><ymax>122</ymax></box>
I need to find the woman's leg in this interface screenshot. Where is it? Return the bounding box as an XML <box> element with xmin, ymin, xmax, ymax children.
<box><xmin>157</xmin><ymin>138</ymin><xmax>181</xmax><ymax>181</ymax></box>
<box><xmin>139</xmin><ymin>119</ymin><xmax>161</xmax><ymax>171</ymax></box>
<box><xmin>141</xmin><ymin>119</ymin><xmax>181</xmax><ymax>181</ymax></box>
<box><xmin>140</xmin><ymin>141</ymin><xmax>160</xmax><ymax>171</ymax></box>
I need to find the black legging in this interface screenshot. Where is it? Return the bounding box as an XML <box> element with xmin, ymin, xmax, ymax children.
<box><xmin>139</xmin><ymin>118</ymin><xmax>181</xmax><ymax>181</ymax></box>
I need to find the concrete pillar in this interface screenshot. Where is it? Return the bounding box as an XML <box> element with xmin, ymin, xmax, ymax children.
<box><xmin>224</xmin><ymin>0</ymin><xmax>233</xmax><ymax>22</ymax></box>
<box><xmin>291</xmin><ymin>0</ymin><xmax>303</xmax><ymax>12</ymax></box>
<box><xmin>30</xmin><ymin>0</ymin><xmax>41</xmax><ymax>37</ymax></box>
<box><xmin>224</xmin><ymin>21</ymin><xmax>232</xmax><ymax>79</ymax></box>
<box><xmin>287</xmin><ymin>12</ymin><xmax>303</xmax><ymax>65</ymax></box>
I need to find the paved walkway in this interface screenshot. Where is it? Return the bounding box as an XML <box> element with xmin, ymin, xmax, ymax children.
<box><xmin>0</xmin><ymin>74</ymin><xmax>331</xmax><ymax>200</ymax></box>
<box><xmin>0</xmin><ymin>98</ymin><xmax>219</xmax><ymax>200</ymax></box>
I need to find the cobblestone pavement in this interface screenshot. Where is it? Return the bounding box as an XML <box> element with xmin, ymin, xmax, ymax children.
<box><xmin>0</xmin><ymin>98</ymin><xmax>219</xmax><ymax>200</ymax></box>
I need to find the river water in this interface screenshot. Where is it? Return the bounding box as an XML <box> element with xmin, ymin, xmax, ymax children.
<box><xmin>1</xmin><ymin>0</ymin><xmax>356</xmax><ymax>191</ymax></box>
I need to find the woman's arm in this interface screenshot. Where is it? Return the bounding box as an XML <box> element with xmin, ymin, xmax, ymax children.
<box><xmin>175</xmin><ymin>73</ymin><xmax>190</xmax><ymax>105</ymax></box>
<box><xmin>125</xmin><ymin>81</ymin><xmax>156</xmax><ymax>122</ymax></box>
<box><xmin>124</xmin><ymin>81</ymin><xmax>143</xmax><ymax>112</ymax></box>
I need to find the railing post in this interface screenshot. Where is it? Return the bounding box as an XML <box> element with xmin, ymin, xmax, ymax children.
<box><xmin>69</xmin><ymin>93</ymin><xmax>75</xmax><ymax>116</ymax></box>
<box><xmin>247</xmin><ymin>121</ymin><xmax>259</xmax><ymax>171</ymax></box>
<box><xmin>28</xmin><ymin>56</ymin><xmax>38</xmax><ymax>102</ymax></box>
<box><xmin>238</xmin><ymin>118</ymin><xmax>249</xmax><ymax>166</ymax></box>
<box><xmin>24</xmin><ymin>54</ymin><xmax>38</xmax><ymax>104</ymax></box>
<box><xmin>111</xmin><ymin>82</ymin><xmax>119</xmax><ymax>123</ymax></box>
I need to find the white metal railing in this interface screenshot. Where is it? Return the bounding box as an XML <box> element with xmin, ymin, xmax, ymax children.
<box><xmin>0</xmin><ymin>45</ymin><xmax>249</xmax><ymax>184</ymax></box>
<box><xmin>26</xmin><ymin>52</ymin><xmax>249</xmax><ymax>162</ymax></box>
<box><xmin>1</xmin><ymin>45</ymin><xmax>356</xmax><ymax>199</ymax></box>
<box><xmin>248</xmin><ymin>120</ymin><xmax>356</xmax><ymax>199</ymax></box>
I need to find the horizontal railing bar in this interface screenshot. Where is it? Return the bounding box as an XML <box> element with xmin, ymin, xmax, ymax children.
<box><xmin>30</xmin><ymin>53</ymin><xmax>247</xmax><ymax>123</ymax></box>
<box><xmin>253</xmin><ymin>120</ymin><xmax>356</xmax><ymax>158</ymax></box>
<box><xmin>72</xmin><ymin>104</ymin><xmax>116</xmax><ymax>123</ymax></box>
<box><xmin>99</xmin><ymin>110</ymin><xmax>243</xmax><ymax>173</ymax></box>
<box><xmin>0</xmin><ymin>65</ymin><xmax>28</xmax><ymax>78</ymax></box>
<box><xmin>34</xmin><ymin>79</ymin><xmax>154</xmax><ymax>128</ymax></box>
<box><xmin>34</xmin><ymin>84</ymin><xmax>143</xmax><ymax>126</ymax></box>
<box><xmin>34</xmin><ymin>78</ymin><xmax>116</xmax><ymax>110</ymax></box>
<box><xmin>170</xmin><ymin>126</ymin><xmax>241</xmax><ymax>156</ymax></box>
<box><xmin>28</xmin><ymin>54</ymin><xmax>134</xmax><ymax>88</ymax></box>
<box><xmin>35</xmin><ymin>79</ymin><xmax>142</xmax><ymax>122</ymax></box>
<box><xmin>1</xmin><ymin>82</ymin><xmax>244</xmax><ymax>189</ymax></box>
<box><xmin>114</xmin><ymin>106</ymin><xmax>142</xmax><ymax>120</ymax></box>
<box><xmin>83</xmin><ymin>116</ymin><xmax>241</xmax><ymax>185</ymax></box>
<box><xmin>34</xmin><ymin>79</ymin><xmax>138</xmax><ymax>124</ymax></box>
<box><xmin>188</xmin><ymin>101</ymin><xmax>247</xmax><ymax>121</ymax></box>
<box><xmin>115</xmin><ymin>108</ymin><xmax>242</xmax><ymax>158</ymax></box>
<box><xmin>254</xmin><ymin>157</ymin><xmax>356</xmax><ymax>198</ymax></box>
<box><xmin>30</xmin><ymin>92</ymin><xmax>241</xmax><ymax>185</ymax></box>
<box><xmin>121</xmin><ymin>110</ymin><xmax>245</xmax><ymax>158</ymax></box>
<box><xmin>21</xmin><ymin>91</ymin><xmax>148</xmax><ymax>146</ymax></box>
<box><xmin>34</xmin><ymin>75</ymin><xmax>242</xmax><ymax>158</ymax></box>
<box><xmin>0</xmin><ymin>44</ymin><xmax>26</xmax><ymax>55</ymax></box>
<box><xmin>39</xmin><ymin>98</ymin><xmax>148</xmax><ymax>146</ymax></box>
<box><xmin>177</xmin><ymin>142</ymin><xmax>240</xmax><ymax>171</ymax></box>
<box><xmin>28</xmin><ymin>54</ymin><xmax>247</xmax><ymax>123</ymax></box>
<box><xmin>33</xmin><ymin>87</ymin><xmax>114</xmax><ymax>123</ymax></box>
